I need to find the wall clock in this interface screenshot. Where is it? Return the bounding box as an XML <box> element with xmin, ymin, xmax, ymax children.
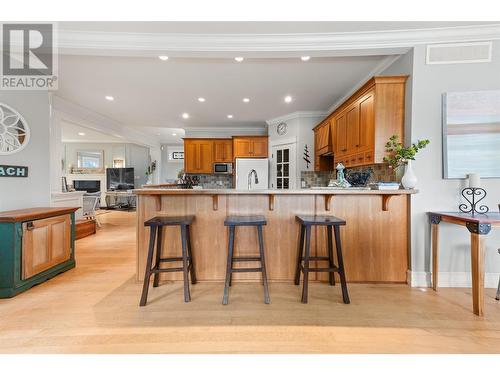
<box><xmin>0</xmin><ymin>103</ymin><xmax>30</xmax><ymax>155</ymax></box>
<box><xmin>276</xmin><ymin>122</ymin><xmax>287</xmax><ymax>136</ymax></box>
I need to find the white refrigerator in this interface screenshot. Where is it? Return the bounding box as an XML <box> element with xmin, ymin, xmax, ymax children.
<box><xmin>235</xmin><ymin>158</ymin><xmax>269</xmax><ymax>190</ymax></box>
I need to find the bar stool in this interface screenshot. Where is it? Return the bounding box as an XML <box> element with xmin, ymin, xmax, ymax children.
<box><xmin>294</xmin><ymin>215</ymin><xmax>350</xmax><ymax>304</ymax></box>
<box><xmin>223</xmin><ymin>215</ymin><xmax>270</xmax><ymax>305</ymax></box>
<box><xmin>140</xmin><ymin>215</ymin><xmax>196</xmax><ymax>305</ymax></box>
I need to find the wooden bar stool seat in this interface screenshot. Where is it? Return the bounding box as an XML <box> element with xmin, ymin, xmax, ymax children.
<box><xmin>223</xmin><ymin>215</ymin><xmax>270</xmax><ymax>305</ymax></box>
<box><xmin>140</xmin><ymin>215</ymin><xmax>196</xmax><ymax>306</ymax></box>
<box><xmin>294</xmin><ymin>215</ymin><xmax>350</xmax><ymax>304</ymax></box>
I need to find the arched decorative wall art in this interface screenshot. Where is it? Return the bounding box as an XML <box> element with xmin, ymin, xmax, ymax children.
<box><xmin>0</xmin><ymin>103</ymin><xmax>30</xmax><ymax>155</ymax></box>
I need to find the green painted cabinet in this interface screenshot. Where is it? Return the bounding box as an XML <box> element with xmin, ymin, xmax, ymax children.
<box><xmin>0</xmin><ymin>207</ymin><xmax>77</xmax><ymax>298</ymax></box>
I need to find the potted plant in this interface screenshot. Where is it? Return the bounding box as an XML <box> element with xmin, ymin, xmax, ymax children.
<box><xmin>383</xmin><ymin>135</ymin><xmax>430</xmax><ymax>189</ymax></box>
<box><xmin>145</xmin><ymin>161</ymin><xmax>157</xmax><ymax>185</ymax></box>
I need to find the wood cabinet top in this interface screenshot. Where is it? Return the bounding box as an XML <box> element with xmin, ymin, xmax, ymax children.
<box><xmin>0</xmin><ymin>207</ymin><xmax>79</xmax><ymax>223</ymax></box>
<box><xmin>313</xmin><ymin>75</ymin><xmax>408</xmax><ymax>131</ymax></box>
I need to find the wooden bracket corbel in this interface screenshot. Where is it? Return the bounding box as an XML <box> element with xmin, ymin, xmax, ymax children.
<box><xmin>382</xmin><ymin>195</ymin><xmax>393</xmax><ymax>211</ymax></box>
<box><xmin>325</xmin><ymin>194</ymin><xmax>333</xmax><ymax>211</ymax></box>
<box><xmin>212</xmin><ymin>195</ymin><xmax>219</xmax><ymax>211</ymax></box>
<box><xmin>268</xmin><ymin>194</ymin><xmax>275</xmax><ymax>211</ymax></box>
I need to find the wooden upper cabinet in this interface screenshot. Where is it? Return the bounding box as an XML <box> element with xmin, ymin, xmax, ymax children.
<box><xmin>335</xmin><ymin>114</ymin><xmax>347</xmax><ymax>156</ymax></box>
<box><xmin>184</xmin><ymin>139</ymin><xmax>214</xmax><ymax>174</ymax></box>
<box><xmin>359</xmin><ymin>91</ymin><xmax>375</xmax><ymax>151</ymax></box>
<box><xmin>346</xmin><ymin>104</ymin><xmax>360</xmax><ymax>151</ymax></box>
<box><xmin>22</xmin><ymin>214</ymin><xmax>71</xmax><ymax>280</ymax></box>
<box><xmin>213</xmin><ymin>139</ymin><xmax>233</xmax><ymax>162</ymax></box>
<box><xmin>314</xmin><ymin>121</ymin><xmax>334</xmax><ymax>156</ymax></box>
<box><xmin>233</xmin><ymin>136</ymin><xmax>268</xmax><ymax>158</ymax></box>
<box><xmin>323</xmin><ymin>76</ymin><xmax>407</xmax><ymax>168</ymax></box>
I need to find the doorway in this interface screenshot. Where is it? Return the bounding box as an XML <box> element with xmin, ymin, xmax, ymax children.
<box><xmin>270</xmin><ymin>143</ymin><xmax>296</xmax><ymax>189</ymax></box>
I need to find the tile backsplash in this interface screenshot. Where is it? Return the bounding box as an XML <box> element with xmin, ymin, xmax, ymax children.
<box><xmin>186</xmin><ymin>174</ymin><xmax>233</xmax><ymax>189</ymax></box>
<box><xmin>301</xmin><ymin>163</ymin><xmax>398</xmax><ymax>187</ymax></box>
<box><xmin>301</xmin><ymin>171</ymin><xmax>336</xmax><ymax>188</ymax></box>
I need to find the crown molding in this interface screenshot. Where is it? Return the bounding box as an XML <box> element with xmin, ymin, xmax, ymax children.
<box><xmin>266</xmin><ymin>111</ymin><xmax>328</xmax><ymax>126</ymax></box>
<box><xmin>56</xmin><ymin>24</ymin><xmax>500</xmax><ymax>56</ymax></box>
<box><xmin>184</xmin><ymin>126</ymin><xmax>267</xmax><ymax>138</ymax></box>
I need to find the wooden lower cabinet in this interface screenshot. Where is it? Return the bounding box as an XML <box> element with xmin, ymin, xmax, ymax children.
<box><xmin>0</xmin><ymin>207</ymin><xmax>77</xmax><ymax>298</ymax></box>
<box><xmin>22</xmin><ymin>214</ymin><xmax>71</xmax><ymax>279</ymax></box>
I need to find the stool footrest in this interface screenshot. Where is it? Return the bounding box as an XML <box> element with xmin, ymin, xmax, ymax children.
<box><xmin>300</xmin><ymin>265</ymin><xmax>339</xmax><ymax>273</ymax></box>
<box><xmin>232</xmin><ymin>256</ymin><xmax>262</xmax><ymax>262</ymax></box>
<box><xmin>306</xmin><ymin>256</ymin><xmax>331</xmax><ymax>261</ymax></box>
<box><xmin>153</xmin><ymin>267</ymin><xmax>184</xmax><ymax>273</ymax></box>
<box><xmin>159</xmin><ymin>257</ymin><xmax>185</xmax><ymax>262</ymax></box>
<box><xmin>230</xmin><ymin>267</ymin><xmax>263</xmax><ymax>273</ymax></box>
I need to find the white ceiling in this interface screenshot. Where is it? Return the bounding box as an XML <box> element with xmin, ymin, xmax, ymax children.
<box><xmin>61</xmin><ymin>120</ymin><xmax>126</xmax><ymax>143</ymax></box>
<box><xmin>57</xmin><ymin>54</ymin><xmax>388</xmax><ymax>130</ymax></box>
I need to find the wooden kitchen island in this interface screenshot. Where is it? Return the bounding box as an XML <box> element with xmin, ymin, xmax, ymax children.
<box><xmin>135</xmin><ymin>189</ymin><xmax>416</xmax><ymax>283</ymax></box>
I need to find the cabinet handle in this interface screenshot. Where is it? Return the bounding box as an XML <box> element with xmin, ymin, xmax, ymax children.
<box><xmin>356</xmin><ymin>144</ymin><xmax>360</xmax><ymax>148</ymax></box>
<box><xmin>342</xmin><ymin>149</ymin><xmax>347</xmax><ymax>152</ymax></box>
<box><xmin>26</xmin><ymin>221</ymin><xmax>34</xmax><ymax>231</ymax></box>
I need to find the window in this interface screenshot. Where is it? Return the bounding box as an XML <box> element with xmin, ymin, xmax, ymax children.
<box><xmin>77</xmin><ymin>150</ymin><xmax>103</xmax><ymax>169</ymax></box>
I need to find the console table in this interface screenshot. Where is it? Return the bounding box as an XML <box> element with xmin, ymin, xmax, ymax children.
<box><xmin>428</xmin><ymin>211</ymin><xmax>500</xmax><ymax>316</ymax></box>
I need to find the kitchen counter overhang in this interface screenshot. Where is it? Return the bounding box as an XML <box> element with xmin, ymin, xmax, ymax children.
<box><xmin>135</xmin><ymin>188</ymin><xmax>416</xmax><ymax>283</ymax></box>
<box><xmin>134</xmin><ymin>188</ymin><xmax>417</xmax><ymax>212</ymax></box>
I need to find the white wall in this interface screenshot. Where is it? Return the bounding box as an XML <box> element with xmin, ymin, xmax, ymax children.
<box><xmin>402</xmin><ymin>41</ymin><xmax>500</xmax><ymax>286</ymax></box>
<box><xmin>268</xmin><ymin>112</ymin><xmax>325</xmax><ymax>188</ymax></box>
<box><xmin>161</xmin><ymin>144</ymin><xmax>184</xmax><ymax>182</ymax></box>
<box><xmin>0</xmin><ymin>91</ymin><xmax>51</xmax><ymax>211</ymax></box>
<box><xmin>63</xmin><ymin>142</ymin><xmax>150</xmax><ymax>188</ymax></box>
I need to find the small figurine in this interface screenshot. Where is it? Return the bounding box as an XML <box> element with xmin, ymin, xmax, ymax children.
<box><xmin>327</xmin><ymin>163</ymin><xmax>351</xmax><ymax>188</ymax></box>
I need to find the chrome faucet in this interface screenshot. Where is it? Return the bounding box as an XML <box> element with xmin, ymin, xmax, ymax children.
<box><xmin>248</xmin><ymin>169</ymin><xmax>259</xmax><ymax>190</ymax></box>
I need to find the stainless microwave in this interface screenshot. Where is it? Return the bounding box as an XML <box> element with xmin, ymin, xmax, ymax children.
<box><xmin>213</xmin><ymin>163</ymin><xmax>233</xmax><ymax>174</ymax></box>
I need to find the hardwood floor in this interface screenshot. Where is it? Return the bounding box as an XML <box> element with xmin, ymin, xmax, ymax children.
<box><xmin>1</xmin><ymin>210</ymin><xmax>499</xmax><ymax>354</ymax></box>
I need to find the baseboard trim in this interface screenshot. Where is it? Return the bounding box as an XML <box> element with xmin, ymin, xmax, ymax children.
<box><xmin>409</xmin><ymin>271</ymin><xmax>500</xmax><ymax>288</ymax></box>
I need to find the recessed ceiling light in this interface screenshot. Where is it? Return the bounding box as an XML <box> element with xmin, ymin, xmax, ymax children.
<box><xmin>227</xmin><ymin>115</ymin><xmax>233</xmax><ymax>119</ymax></box>
<box><xmin>234</xmin><ymin>57</ymin><xmax>244</xmax><ymax>62</ymax></box>
<box><xmin>182</xmin><ymin>113</ymin><xmax>189</xmax><ymax>119</ymax></box>
<box><xmin>284</xmin><ymin>95</ymin><xmax>293</xmax><ymax>103</ymax></box>
<box><xmin>301</xmin><ymin>56</ymin><xmax>311</xmax><ymax>61</ymax></box>
<box><xmin>105</xmin><ymin>95</ymin><xmax>114</xmax><ymax>101</ymax></box>
<box><xmin>243</xmin><ymin>98</ymin><xmax>250</xmax><ymax>103</ymax></box>
<box><xmin>172</xmin><ymin>133</ymin><xmax>177</xmax><ymax>136</ymax></box>
<box><xmin>198</xmin><ymin>97</ymin><xmax>206</xmax><ymax>102</ymax></box>
<box><xmin>78</xmin><ymin>132</ymin><xmax>86</xmax><ymax>136</ymax></box>
<box><xmin>158</xmin><ymin>55</ymin><xmax>169</xmax><ymax>61</ymax></box>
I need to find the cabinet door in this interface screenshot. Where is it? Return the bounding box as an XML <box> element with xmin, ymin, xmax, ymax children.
<box><xmin>214</xmin><ymin>140</ymin><xmax>233</xmax><ymax>162</ymax></box>
<box><xmin>316</xmin><ymin>123</ymin><xmax>330</xmax><ymax>150</ymax></box>
<box><xmin>251</xmin><ymin>138</ymin><xmax>268</xmax><ymax>157</ymax></box>
<box><xmin>335</xmin><ymin>114</ymin><xmax>347</xmax><ymax>155</ymax></box>
<box><xmin>359</xmin><ymin>92</ymin><xmax>375</xmax><ymax>151</ymax></box>
<box><xmin>184</xmin><ymin>140</ymin><xmax>198</xmax><ymax>173</ymax></box>
<box><xmin>22</xmin><ymin>214</ymin><xmax>71</xmax><ymax>280</ymax></box>
<box><xmin>198</xmin><ymin>140</ymin><xmax>214</xmax><ymax>173</ymax></box>
<box><xmin>233</xmin><ymin>138</ymin><xmax>252</xmax><ymax>157</ymax></box>
<box><xmin>346</xmin><ymin>104</ymin><xmax>360</xmax><ymax>153</ymax></box>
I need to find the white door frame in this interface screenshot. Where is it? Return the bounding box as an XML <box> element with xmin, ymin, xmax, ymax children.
<box><xmin>270</xmin><ymin>138</ymin><xmax>297</xmax><ymax>190</ymax></box>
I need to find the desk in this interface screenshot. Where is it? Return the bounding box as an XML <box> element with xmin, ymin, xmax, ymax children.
<box><xmin>428</xmin><ymin>211</ymin><xmax>500</xmax><ymax>316</ymax></box>
<box><xmin>105</xmin><ymin>191</ymin><xmax>136</xmax><ymax>209</ymax></box>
